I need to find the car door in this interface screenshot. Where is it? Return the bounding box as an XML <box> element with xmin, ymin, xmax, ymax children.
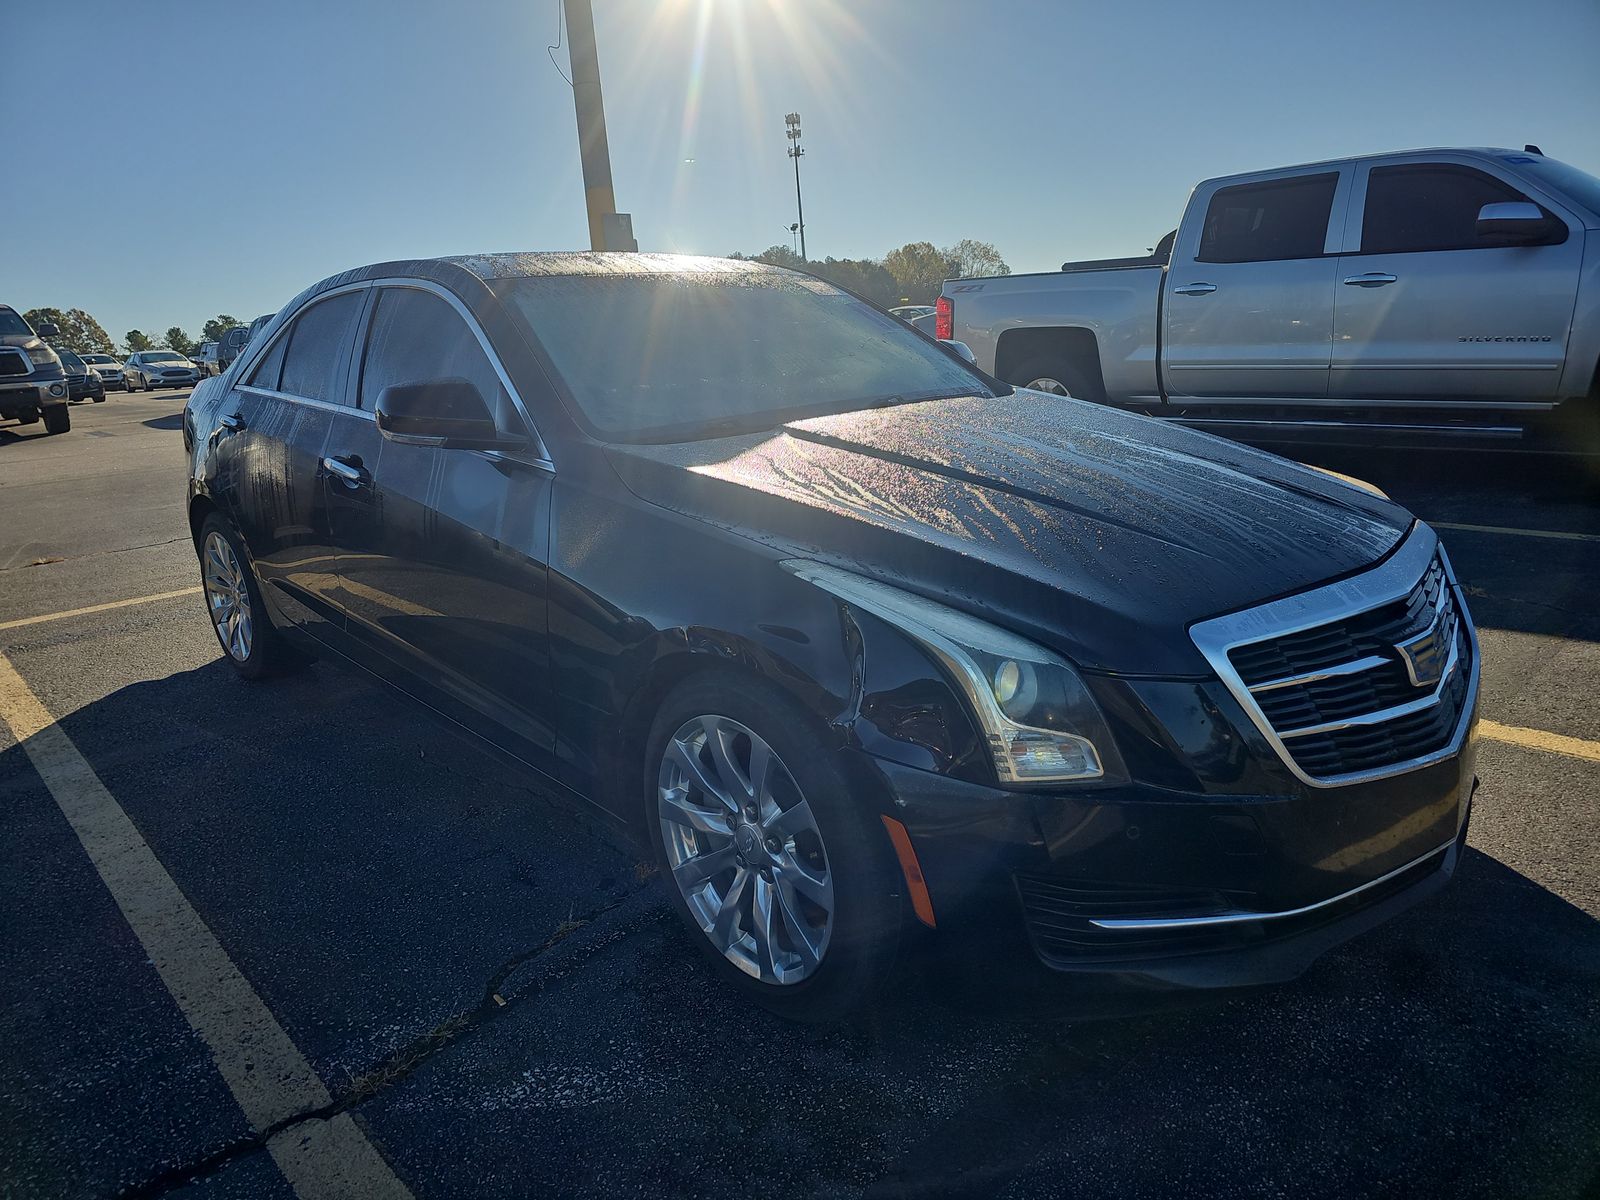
<box><xmin>1331</xmin><ymin>158</ymin><xmax>1583</xmax><ymax>401</ymax></box>
<box><xmin>1162</xmin><ymin>168</ymin><xmax>1349</xmax><ymax>400</ymax></box>
<box><xmin>219</xmin><ymin>287</ymin><xmax>367</xmax><ymax>644</ymax></box>
<box><xmin>325</xmin><ymin>282</ymin><xmax>558</xmax><ymax>773</ymax></box>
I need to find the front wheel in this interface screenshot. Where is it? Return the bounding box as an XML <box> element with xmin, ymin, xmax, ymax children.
<box><xmin>92</xmin><ymin>394</ymin><xmax>106</xmax><ymax>403</ymax></box>
<box><xmin>645</xmin><ymin>673</ymin><xmax>903</xmax><ymax>1021</ymax></box>
<box><xmin>42</xmin><ymin>405</ymin><xmax>70</xmax><ymax>435</ymax></box>
<box><xmin>196</xmin><ymin>514</ymin><xmax>303</xmax><ymax>679</ymax></box>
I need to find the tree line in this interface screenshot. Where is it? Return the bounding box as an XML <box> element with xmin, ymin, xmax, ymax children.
<box><xmin>728</xmin><ymin>239</ymin><xmax>1010</xmax><ymax>306</ymax></box>
<box><xmin>24</xmin><ymin>238</ymin><xmax>1008</xmax><ymax>359</ymax></box>
<box><xmin>22</xmin><ymin>307</ymin><xmax>245</xmax><ymax>358</ymax></box>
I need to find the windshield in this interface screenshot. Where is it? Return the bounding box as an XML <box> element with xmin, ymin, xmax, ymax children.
<box><xmin>83</xmin><ymin>354</ymin><xmax>115</xmax><ymax>364</ymax></box>
<box><xmin>58</xmin><ymin>350</ymin><xmax>86</xmax><ymax>372</ymax></box>
<box><xmin>1516</xmin><ymin>155</ymin><xmax>1600</xmax><ymax>220</ymax></box>
<box><xmin>145</xmin><ymin>352</ymin><xmax>186</xmax><ymax>363</ymax></box>
<box><xmin>496</xmin><ymin>268</ymin><xmax>994</xmax><ymax>442</ymax></box>
<box><xmin>0</xmin><ymin>309</ymin><xmax>32</xmax><ymax>336</ymax></box>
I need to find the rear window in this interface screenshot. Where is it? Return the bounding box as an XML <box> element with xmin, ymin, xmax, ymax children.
<box><xmin>1198</xmin><ymin>173</ymin><xmax>1339</xmax><ymax>263</ymax></box>
<box><xmin>496</xmin><ymin>268</ymin><xmax>992</xmax><ymax>442</ymax></box>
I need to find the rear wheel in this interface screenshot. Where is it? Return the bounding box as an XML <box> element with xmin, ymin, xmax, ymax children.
<box><xmin>645</xmin><ymin>673</ymin><xmax>903</xmax><ymax>1021</ymax></box>
<box><xmin>1008</xmin><ymin>355</ymin><xmax>1093</xmax><ymax>400</ymax></box>
<box><xmin>42</xmin><ymin>405</ymin><xmax>70</xmax><ymax>435</ymax></box>
<box><xmin>197</xmin><ymin>514</ymin><xmax>303</xmax><ymax>679</ymax></box>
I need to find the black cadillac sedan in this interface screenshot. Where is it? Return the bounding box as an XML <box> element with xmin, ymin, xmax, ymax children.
<box><xmin>183</xmin><ymin>253</ymin><xmax>1479</xmax><ymax>1019</ymax></box>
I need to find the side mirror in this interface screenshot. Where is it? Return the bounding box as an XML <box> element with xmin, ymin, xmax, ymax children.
<box><xmin>36</xmin><ymin>322</ymin><xmax>60</xmax><ymax>338</ymax></box>
<box><xmin>375</xmin><ymin>379</ymin><xmax>525</xmax><ymax>451</ymax></box>
<box><xmin>941</xmin><ymin>339</ymin><xmax>979</xmax><ymax>366</ymax></box>
<box><xmin>1476</xmin><ymin>201</ymin><xmax>1557</xmax><ymax>242</ymax></box>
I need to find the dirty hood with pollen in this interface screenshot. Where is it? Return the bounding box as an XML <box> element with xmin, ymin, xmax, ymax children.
<box><xmin>607</xmin><ymin>393</ymin><xmax>1413</xmax><ymax>676</ymax></box>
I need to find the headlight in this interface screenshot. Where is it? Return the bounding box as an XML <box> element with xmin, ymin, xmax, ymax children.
<box><xmin>784</xmin><ymin>561</ymin><xmax>1127</xmax><ymax>787</ymax></box>
<box><xmin>27</xmin><ymin>346</ymin><xmax>59</xmax><ymax>366</ymax></box>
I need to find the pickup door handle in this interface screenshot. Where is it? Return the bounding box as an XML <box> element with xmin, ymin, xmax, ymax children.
<box><xmin>1172</xmin><ymin>282</ymin><xmax>1217</xmax><ymax>296</ymax></box>
<box><xmin>321</xmin><ymin>455</ymin><xmax>369</xmax><ymax>487</ymax></box>
<box><xmin>218</xmin><ymin>411</ymin><xmax>245</xmax><ymax>430</ymax></box>
<box><xmin>1343</xmin><ymin>272</ymin><xmax>1398</xmax><ymax>287</ymax></box>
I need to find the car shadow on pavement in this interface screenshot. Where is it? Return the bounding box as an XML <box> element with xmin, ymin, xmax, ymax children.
<box><xmin>142</xmin><ymin>414</ymin><xmax>185</xmax><ymax>431</ymax></box>
<box><xmin>3</xmin><ymin>651</ymin><xmax>1595</xmax><ymax>1198</ymax></box>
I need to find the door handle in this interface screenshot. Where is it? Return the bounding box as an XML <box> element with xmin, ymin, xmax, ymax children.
<box><xmin>218</xmin><ymin>411</ymin><xmax>245</xmax><ymax>430</ymax></box>
<box><xmin>321</xmin><ymin>455</ymin><xmax>368</xmax><ymax>486</ymax></box>
<box><xmin>1343</xmin><ymin>272</ymin><xmax>1397</xmax><ymax>287</ymax></box>
<box><xmin>1173</xmin><ymin>282</ymin><xmax>1217</xmax><ymax>296</ymax></box>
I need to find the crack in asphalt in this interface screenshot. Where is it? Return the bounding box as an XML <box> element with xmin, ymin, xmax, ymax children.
<box><xmin>0</xmin><ymin>536</ymin><xmax>190</xmax><ymax>574</ymax></box>
<box><xmin>117</xmin><ymin>886</ymin><xmax>660</xmax><ymax>1200</ymax></box>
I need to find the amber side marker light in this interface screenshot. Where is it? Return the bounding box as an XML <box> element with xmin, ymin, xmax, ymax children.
<box><xmin>880</xmin><ymin>815</ymin><xmax>937</xmax><ymax>928</ymax></box>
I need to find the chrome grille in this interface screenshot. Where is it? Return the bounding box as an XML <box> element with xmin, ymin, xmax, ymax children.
<box><xmin>1190</xmin><ymin>527</ymin><xmax>1478</xmax><ymax>788</ymax></box>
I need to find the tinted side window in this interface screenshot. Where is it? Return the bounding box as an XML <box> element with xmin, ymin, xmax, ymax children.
<box><xmin>278</xmin><ymin>292</ymin><xmax>363</xmax><ymax>403</ymax></box>
<box><xmin>358</xmin><ymin>287</ymin><xmax>526</xmax><ymax>435</ymax></box>
<box><xmin>1198</xmin><ymin>173</ymin><xmax>1338</xmax><ymax>263</ymax></box>
<box><xmin>244</xmin><ymin>334</ymin><xmax>287</xmax><ymax>391</ymax></box>
<box><xmin>1361</xmin><ymin>165</ymin><xmax>1552</xmax><ymax>253</ymax></box>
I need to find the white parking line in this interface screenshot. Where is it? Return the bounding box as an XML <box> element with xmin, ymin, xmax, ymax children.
<box><xmin>0</xmin><ymin>650</ymin><xmax>414</xmax><ymax>1199</ymax></box>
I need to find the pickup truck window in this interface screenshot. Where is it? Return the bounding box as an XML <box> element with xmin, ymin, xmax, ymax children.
<box><xmin>1197</xmin><ymin>173</ymin><xmax>1337</xmax><ymax>264</ymax></box>
<box><xmin>0</xmin><ymin>309</ymin><xmax>31</xmax><ymax>336</ymax></box>
<box><xmin>1361</xmin><ymin>164</ymin><xmax>1552</xmax><ymax>254</ymax></box>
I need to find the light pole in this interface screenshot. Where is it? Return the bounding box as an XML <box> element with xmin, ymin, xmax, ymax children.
<box><xmin>785</xmin><ymin>222</ymin><xmax>800</xmax><ymax>256</ymax></box>
<box><xmin>784</xmin><ymin>112</ymin><xmax>806</xmax><ymax>261</ymax></box>
<box><xmin>564</xmin><ymin>0</ymin><xmax>637</xmax><ymax>251</ymax></box>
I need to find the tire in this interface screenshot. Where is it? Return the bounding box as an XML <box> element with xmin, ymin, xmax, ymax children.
<box><xmin>42</xmin><ymin>405</ymin><xmax>70</xmax><ymax>435</ymax></box>
<box><xmin>196</xmin><ymin>513</ymin><xmax>303</xmax><ymax>680</ymax></box>
<box><xmin>1008</xmin><ymin>355</ymin><xmax>1094</xmax><ymax>400</ymax></box>
<box><xmin>92</xmin><ymin>394</ymin><xmax>106</xmax><ymax>403</ymax></box>
<box><xmin>644</xmin><ymin>672</ymin><xmax>903</xmax><ymax>1022</ymax></box>
<box><xmin>16</xmin><ymin>409</ymin><xmax>41</xmax><ymax>425</ymax></box>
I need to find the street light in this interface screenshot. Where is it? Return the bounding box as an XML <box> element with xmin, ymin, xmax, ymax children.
<box><xmin>785</xmin><ymin>112</ymin><xmax>806</xmax><ymax>261</ymax></box>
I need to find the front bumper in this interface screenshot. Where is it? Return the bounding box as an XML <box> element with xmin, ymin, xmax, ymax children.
<box><xmin>859</xmin><ymin>728</ymin><xmax>1476</xmax><ymax>992</ymax></box>
<box><xmin>67</xmin><ymin>378</ymin><xmax>104</xmax><ymax>400</ymax></box>
<box><xmin>151</xmin><ymin>373</ymin><xmax>200</xmax><ymax>388</ymax></box>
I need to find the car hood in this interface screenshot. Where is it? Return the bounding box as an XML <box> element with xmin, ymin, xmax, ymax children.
<box><xmin>605</xmin><ymin>393</ymin><xmax>1413</xmax><ymax>676</ymax></box>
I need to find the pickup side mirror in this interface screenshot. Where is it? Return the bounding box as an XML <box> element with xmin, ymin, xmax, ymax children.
<box><xmin>36</xmin><ymin>322</ymin><xmax>60</xmax><ymax>338</ymax></box>
<box><xmin>1476</xmin><ymin>201</ymin><xmax>1560</xmax><ymax>242</ymax></box>
<box><xmin>375</xmin><ymin>378</ymin><xmax>526</xmax><ymax>451</ymax></box>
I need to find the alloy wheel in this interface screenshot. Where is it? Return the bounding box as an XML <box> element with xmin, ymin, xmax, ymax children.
<box><xmin>202</xmin><ymin>531</ymin><xmax>254</xmax><ymax>662</ymax></box>
<box><xmin>1024</xmin><ymin>376</ymin><xmax>1071</xmax><ymax>395</ymax></box>
<box><xmin>657</xmin><ymin>714</ymin><xmax>834</xmax><ymax>985</ymax></box>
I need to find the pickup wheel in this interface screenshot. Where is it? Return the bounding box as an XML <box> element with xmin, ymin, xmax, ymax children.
<box><xmin>1009</xmin><ymin>356</ymin><xmax>1092</xmax><ymax>400</ymax></box>
<box><xmin>42</xmin><ymin>405</ymin><xmax>70</xmax><ymax>435</ymax></box>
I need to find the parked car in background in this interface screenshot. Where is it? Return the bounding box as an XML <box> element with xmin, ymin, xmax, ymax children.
<box><xmin>125</xmin><ymin>350</ymin><xmax>201</xmax><ymax>391</ymax></box>
<box><xmin>196</xmin><ymin>341</ymin><xmax>219</xmax><ymax>373</ymax></box>
<box><xmin>888</xmin><ymin>304</ymin><xmax>936</xmax><ymax>323</ymax></box>
<box><xmin>0</xmin><ymin>304</ymin><xmax>70</xmax><ymax>433</ymax></box>
<box><xmin>57</xmin><ymin>348</ymin><xmax>107</xmax><ymax>402</ymax></box>
<box><xmin>80</xmin><ymin>352</ymin><xmax>126</xmax><ymax>390</ymax></box>
<box><xmin>203</xmin><ymin>323</ymin><xmax>261</xmax><ymax>376</ymax></box>
<box><xmin>939</xmin><ymin>146</ymin><xmax>1600</xmax><ymax>447</ymax></box>
<box><xmin>185</xmin><ymin>252</ymin><xmax>1478</xmax><ymax>1019</ymax></box>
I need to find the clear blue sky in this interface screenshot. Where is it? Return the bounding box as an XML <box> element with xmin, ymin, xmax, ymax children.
<box><xmin>5</xmin><ymin>0</ymin><xmax>1598</xmax><ymax>347</ymax></box>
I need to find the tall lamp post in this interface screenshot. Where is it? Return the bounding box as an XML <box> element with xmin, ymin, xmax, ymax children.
<box><xmin>785</xmin><ymin>112</ymin><xmax>806</xmax><ymax>261</ymax></box>
<box><xmin>564</xmin><ymin>0</ymin><xmax>637</xmax><ymax>251</ymax></box>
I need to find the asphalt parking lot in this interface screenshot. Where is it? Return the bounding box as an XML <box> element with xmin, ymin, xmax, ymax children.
<box><xmin>2</xmin><ymin>393</ymin><xmax>1598</xmax><ymax>1199</ymax></box>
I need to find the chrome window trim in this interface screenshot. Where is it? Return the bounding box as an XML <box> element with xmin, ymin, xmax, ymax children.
<box><xmin>358</xmin><ymin>277</ymin><xmax>553</xmax><ymax>467</ymax></box>
<box><xmin>1189</xmin><ymin>523</ymin><xmax>1480</xmax><ymax>789</ymax></box>
<box><xmin>1088</xmin><ymin>837</ymin><xmax>1455</xmax><ymax>931</ymax></box>
<box><xmin>234</xmin><ymin>281</ymin><xmax>372</xmax><ymax>396</ymax></box>
<box><xmin>231</xmin><ymin>276</ymin><xmax>555</xmax><ymax>473</ymax></box>
<box><xmin>236</xmin><ymin>384</ymin><xmax>371</xmax><ymax>419</ymax></box>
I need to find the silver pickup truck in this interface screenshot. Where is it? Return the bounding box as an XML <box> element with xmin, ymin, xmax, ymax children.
<box><xmin>939</xmin><ymin>147</ymin><xmax>1600</xmax><ymax>444</ymax></box>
